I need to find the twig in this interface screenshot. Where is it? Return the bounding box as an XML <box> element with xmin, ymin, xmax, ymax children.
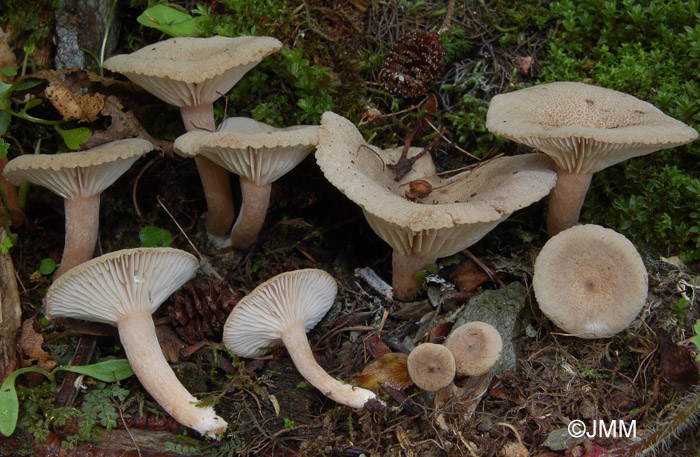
<box><xmin>156</xmin><ymin>195</ymin><xmax>223</xmax><ymax>280</ymax></box>
<box><xmin>462</xmin><ymin>248</ymin><xmax>505</xmax><ymax>288</ymax></box>
<box><xmin>131</xmin><ymin>158</ymin><xmax>156</xmax><ymax>218</ymax></box>
<box><xmin>118</xmin><ymin>404</ymin><xmax>142</xmax><ymax>457</ymax></box>
<box><xmin>355</xmin><ymin>267</ymin><xmax>394</xmax><ymax>302</ymax></box>
<box><xmin>438</xmin><ymin>0</ymin><xmax>457</xmax><ymax>35</ymax></box>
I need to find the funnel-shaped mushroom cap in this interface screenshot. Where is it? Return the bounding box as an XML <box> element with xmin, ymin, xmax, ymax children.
<box><xmin>445</xmin><ymin>321</ymin><xmax>502</xmax><ymax>376</ymax></box>
<box><xmin>533</xmin><ymin>224</ymin><xmax>648</xmax><ymax>338</ymax></box>
<box><xmin>46</xmin><ymin>247</ymin><xmax>198</xmax><ymax>324</ymax></box>
<box><xmin>407</xmin><ymin>343</ymin><xmax>456</xmax><ymax>391</ymax></box>
<box><xmin>223</xmin><ymin>269</ymin><xmax>337</xmax><ymax>358</ymax></box>
<box><xmin>174</xmin><ymin>117</ymin><xmax>318</xmax><ymax>185</ymax></box>
<box><xmin>104</xmin><ymin>36</ymin><xmax>283</xmax><ymax>108</ymax></box>
<box><xmin>486</xmin><ymin>82</ymin><xmax>698</xmax><ymax>174</ymax></box>
<box><xmin>316</xmin><ymin>112</ymin><xmax>558</xmax><ymax>258</ymax></box>
<box><xmin>3</xmin><ymin>138</ymin><xmax>152</xmax><ymax>199</ymax></box>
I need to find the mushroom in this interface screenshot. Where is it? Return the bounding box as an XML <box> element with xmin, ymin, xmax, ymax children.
<box><xmin>104</xmin><ymin>36</ymin><xmax>283</xmax><ymax>244</ymax></box>
<box><xmin>3</xmin><ymin>138</ymin><xmax>152</xmax><ymax>276</ymax></box>
<box><xmin>486</xmin><ymin>81</ymin><xmax>699</xmax><ymax>236</ymax></box>
<box><xmin>222</xmin><ymin>269</ymin><xmax>379</xmax><ymax>409</ymax></box>
<box><xmin>174</xmin><ymin>117</ymin><xmax>318</xmax><ymax>249</ymax></box>
<box><xmin>45</xmin><ymin>247</ymin><xmax>228</xmax><ymax>438</ymax></box>
<box><xmin>444</xmin><ymin>321</ymin><xmax>503</xmax><ymax>377</ymax></box>
<box><xmin>316</xmin><ymin>112</ymin><xmax>557</xmax><ymax>299</ymax></box>
<box><xmin>532</xmin><ymin>224</ymin><xmax>648</xmax><ymax>338</ymax></box>
<box><xmin>406</xmin><ymin>343</ymin><xmax>456</xmax><ymax>392</ymax></box>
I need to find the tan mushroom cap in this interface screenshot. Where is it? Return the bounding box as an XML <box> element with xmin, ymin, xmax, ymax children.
<box><xmin>104</xmin><ymin>36</ymin><xmax>283</xmax><ymax>108</ymax></box>
<box><xmin>486</xmin><ymin>81</ymin><xmax>699</xmax><ymax>174</ymax></box>
<box><xmin>174</xmin><ymin>117</ymin><xmax>318</xmax><ymax>185</ymax></box>
<box><xmin>46</xmin><ymin>247</ymin><xmax>199</xmax><ymax>324</ymax></box>
<box><xmin>316</xmin><ymin>111</ymin><xmax>557</xmax><ymax>258</ymax></box>
<box><xmin>223</xmin><ymin>269</ymin><xmax>337</xmax><ymax>358</ymax></box>
<box><xmin>444</xmin><ymin>321</ymin><xmax>503</xmax><ymax>376</ymax></box>
<box><xmin>406</xmin><ymin>343</ymin><xmax>456</xmax><ymax>391</ymax></box>
<box><xmin>3</xmin><ymin>138</ymin><xmax>152</xmax><ymax>199</ymax></box>
<box><xmin>533</xmin><ymin>224</ymin><xmax>649</xmax><ymax>338</ymax></box>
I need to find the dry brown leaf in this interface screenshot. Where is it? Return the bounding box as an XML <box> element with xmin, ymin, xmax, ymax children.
<box><xmin>19</xmin><ymin>317</ymin><xmax>56</xmax><ymax>372</ymax></box>
<box><xmin>354</xmin><ymin>352</ymin><xmax>411</xmax><ymax>391</ymax></box>
<box><xmin>450</xmin><ymin>259</ymin><xmax>491</xmax><ymax>292</ymax></box>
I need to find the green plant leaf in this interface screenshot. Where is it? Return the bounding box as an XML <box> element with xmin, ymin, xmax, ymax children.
<box><xmin>0</xmin><ymin>136</ymin><xmax>9</xmax><ymax>158</ymax></box>
<box><xmin>55</xmin><ymin>359</ymin><xmax>134</xmax><ymax>382</ymax></box>
<box><xmin>137</xmin><ymin>5</ymin><xmax>204</xmax><ymax>37</ymax></box>
<box><xmin>691</xmin><ymin>320</ymin><xmax>700</xmax><ymax>362</ymax></box>
<box><xmin>139</xmin><ymin>225</ymin><xmax>172</xmax><ymax>247</ymax></box>
<box><xmin>0</xmin><ymin>367</ymin><xmax>51</xmax><ymax>437</ymax></box>
<box><xmin>0</xmin><ymin>67</ymin><xmax>17</xmax><ymax>77</ymax></box>
<box><xmin>54</xmin><ymin>125</ymin><xmax>91</xmax><ymax>150</ymax></box>
<box><xmin>39</xmin><ymin>258</ymin><xmax>56</xmax><ymax>275</ymax></box>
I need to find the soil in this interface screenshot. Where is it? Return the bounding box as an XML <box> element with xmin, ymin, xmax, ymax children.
<box><xmin>1</xmin><ymin>1</ymin><xmax>699</xmax><ymax>456</ymax></box>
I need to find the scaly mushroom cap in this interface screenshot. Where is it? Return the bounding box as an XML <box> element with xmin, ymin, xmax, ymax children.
<box><xmin>223</xmin><ymin>269</ymin><xmax>337</xmax><ymax>358</ymax></box>
<box><xmin>316</xmin><ymin>112</ymin><xmax>558</xmax><ymax>258</ymax></box>
<box><xmin>533</xmin><ymin>224</ymin><xmax>648</xmax><ymax>338</ymax></box>
<box><xmin>104</xmin><ymin>36</ymin><xmax>283</xmax><ymax>108</ymax></box>
<box><xmin>46</xmin><ymin>247</ymin><xmax>198</xmax><ymax>324</ymax></box>
<box><xmin>3</xmin><ymin>138</ymin><xmax>152</xmax><ymax>199</ymax></box>
<box><xmin>406</xmin><ymin>343</ymin><xmax>456</xmax><ymax>391</ymax></box>
<box><xmin>174</xmin><ymin>117</ymin><xmax>318</xmax><ymax>185</ymax></box>
<box><xmin>444</xmin><ymin>321</ymin><xmax>503</xmax><ymax>376</ymax></box>
<box><xmin>486</xmin><ymin>81</ymin><xmax>698</xmax><ymax>174</ymax></box>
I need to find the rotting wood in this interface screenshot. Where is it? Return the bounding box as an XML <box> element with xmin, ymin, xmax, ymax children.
<box><xmin>0</xmin><ymin>227</ymin><xmax>21</xmax><ymax>384</ymax></box>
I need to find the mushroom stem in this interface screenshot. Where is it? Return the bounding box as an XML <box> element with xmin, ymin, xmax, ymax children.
<box><xmin>56</xmin><ymin>195</ymin><xmax>101</xmax><ymax>277</ymax></box>
<box><xmin>546</xmin><ymin>168</ymin><xmax>593</xmax><ymax>236</ymax></box>
<box><xmin>229</xmin><ymin>178</ymin><xmax>271</xmax><ymax>249</ymax></box>
<box><xmin>280</xmin><ymin>320</ymin><xmax>378</xmax><ymax>409</ymax></box>
<box><xmin>391</xmin><ymin>251</ymin><xmax>436</xmax><ymax>300</ymax></box>
<box><xmin>181</xmin><ymin>104</ymin><xmax>235</xmax><ymax>241</ymax></box>
<box><xmin>117</xmin><ymin>309</ymin><xmax>227</xmax><ymax>438</ymax></box>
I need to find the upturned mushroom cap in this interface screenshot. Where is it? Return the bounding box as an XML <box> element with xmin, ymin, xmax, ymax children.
<box><xmin>486</xmin><ymin>81</ymin><xmax>698</xmax><ymax>174</ymax></box>
<box><xmin>103</xmin><ymin>36</ymin><xmax>283</xmax><ymax>108</ymax></box>
<box><xmin>223</xmin><ymin>269</ymin><xmax>337</xmax><ymax>357</ymax></box>
<box><xmin>3</xmin><ymin>138</ymin><xmax>152</xmax><ymax>198</ymax></box>
<box><xmin>533</xmin><ymin>224</ymin><xmax>649</xmax><ymax>338</ymax></box>
<box><xmin>174</xmin><ymin>117</ymin><xmax>318</xmax><ymax>185</ymax></box>
<box><xmin>406</xmin><ymin>343</ymin><xmax>456</xmax><ymax>391</ymax></box>
<box><xmin>444</xmin><ymin>321</ymin><xmax>503</xmax><ymax>376</ymax></box>
<box><xmin>45</xmin><ymin>247</ymin><xmax>198</xmax><ymax>324</ymax></box>
<box><xmin>316</xmin><ymin>112</ymin><xmax>558</xmax><ymax>259</ymax></box>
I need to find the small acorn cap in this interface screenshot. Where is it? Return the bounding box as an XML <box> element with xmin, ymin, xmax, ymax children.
<box><xmin>406</xmin><ymin>343</ymin><xmax>456</xmax><ymax>391</ymax></box>
<box><xmin>103</xmin><ymin>36</ymin><xmax>283</xmax><ymax>108</ymax></box>
<box><xmin>533</xmin><ymin>224</ymin><xmax>648</xmax><ymax>338</ymax></box>
<box><xmin>444</xmin><ymin>321</ymin><xmax>503</xmax><ymax>376</ymax></box>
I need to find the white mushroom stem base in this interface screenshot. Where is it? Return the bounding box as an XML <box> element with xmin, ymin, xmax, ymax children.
<box><xmin>281</xmin><ymin>320</ymin><xmax>378</xmax><ymax>409</ymax></box>
<box><xmin>117</xmin><ymin>309</ymin><xmax>228</xmax><ymax>438</ymax></box>
<box><xmin>392</xmin><ymin>251</ymin><xmax>437</xmax><ymax>300</ymax></box>
<box><xmin>56</xmin><ymin>195</ymin><xmax>100</xmax><ymax>277</ymax></box>
<box><xmin>547</xmin><ymin>169</ymin><xmax>593</xmax><ymax>236</ymax></box>
<box><xmin>229</xmin><ymin>179</ymin><xmax>271</xmax><ymax>250</ymax></box>
<box><xmin>181</xmin><ymin>104</ymin><xmax>236</xmax><ymax>240</ymax></box>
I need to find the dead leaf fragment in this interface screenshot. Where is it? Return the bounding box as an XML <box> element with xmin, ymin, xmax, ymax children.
<box><xmin>19</xmin><ymin>317</ymin><xmax>56</xmax><ymax>372</ymax></box>
<box><xmin>514</xmin><ymin>56</ymin><xmax>532</xmax><ymax>74</ymax></box>
<box><xmin>354</xmin><ymin>352</ymin><xmax>411</xmax><ymax>391</ymax></box>
<box><xmin>450</xmin><ymin>259</ymin><xmax>491</xmax><ymax>292</ymax></box>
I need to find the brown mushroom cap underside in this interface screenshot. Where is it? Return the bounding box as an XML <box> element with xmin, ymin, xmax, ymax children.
<box><xmin>3</xmin><ymin>138</ymin><xmax>152</xmax><ymax>199</ymax></box>
<box><xmin>174</xmin><ymin>118</ymin><xmax>318</xmax><ymax>184</ymax></box>
<box><xmin>316</xmin><ymin>111</ymin><xmax>557</xmax><ymax>257</ymax></box>
<box><xmin>104</xmin><ymin>36</ymin><xmax>283</xmax><ymax>107</ymax></box>
<box><xmin>533</xmin><ymin>224</ymin><xmax>648</xmax><ymax>338</ymax></box>
<box><xmin>222</xmin><ymin>269</ymin><xmax>338</xmax><ymax>358</ymax></box>
<box><xmin>486</xmin><ymin>81</ymin><xmax>698</xmax><ymax>173</ymax></box>
<box><xmin>45</xmin><ymin>247</ymin><xmax>199</xmax><ymax>325</ymax></box>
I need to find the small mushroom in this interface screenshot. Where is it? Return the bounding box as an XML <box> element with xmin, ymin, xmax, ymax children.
<box><xmin>486</xmin><ymin>81</ymin><xmax>699</xmax><ymax>235</ymax></box>
<box><xmin>45</xmin><ymin>247</ymin><xmax>228</xmax><ymax>438</ymax></box>
<box><xmin>316</xmin><ymin>112</ymin><xmax>557</xmax><ymax>299</ymax></box>
<box><xmin>174</xmin><ymin>117</ymin><xmax>318</xmax><ymax>249</ymax></box>
<box><xmin>444</xmin><ymin>321</ymin><xmax>503</xmax><ymax>377</ymax></box>
<box><xmin>3</xmin><ymin>139</ymin><xmax>152</xmax><ymax>276</ymax></box>
<box><xmin>406</xmin><ymin>343</ymin><xmax>456</xmax><ymax>392</ymax></box>
<box><xmin>104</xmin><ymin>36</ymin><xmax>283</xmax><ymax>244</ymax></box>
<box><xmin>222</xmin><ymin>269</ymin><xmax>379</xmax><ymax>409</ymax></box>
<box><xmin>533</xmin><ymin>224</ymin><xmax>648</xmax><ymax>338</ymax></box>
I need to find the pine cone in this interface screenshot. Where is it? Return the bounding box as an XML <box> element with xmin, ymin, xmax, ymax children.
<box><xmin>380</xmin><ymin>32</ymin><xmax>447</xmax><ymax>98</ymax></box>
<box><xmin>166</xmin><ymin>278</ymin><xmax>241</xmax><ymax>345</ymax></box>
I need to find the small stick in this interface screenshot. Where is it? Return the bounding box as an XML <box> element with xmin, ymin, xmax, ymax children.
<box><xmin>355</xmin><ymin>267</ymin><xmax>394</xmax><ymax>302</ymax></box>
<box><xmin>156</xmin><ymin>195</ymin><xmax>223</xmax><ymax>281</ymax></box>
<box><xmin>131</xmin><ymin>158</ymin><xmax>156</xmax><ymax>218</ymax></box>
<box><xmin>462</xmin><ymin>249</ymin><xmax>505</xmax><ymax>288</ymax></box>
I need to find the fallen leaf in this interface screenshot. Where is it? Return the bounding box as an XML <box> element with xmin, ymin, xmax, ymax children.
<box><xmin>363</xmin><ymin>334</ymin><xmax>391</xmax><ymax>359</ymax></box>
<box><xmin>354</xmin><ymin>352</ymin><xmax>411</xmax><ymax>391</ymax></box>
<box><xmin>450</xmin><ymin>259</ymin><xmax>491</xmax><ymax>292</ymax></box>
<box><xmin>657</xmin><ymin>328</ymin><xmax>699</xmax><ymax>391</ymax></box>
<box><xmin>19</xmin><ymin>317</ymin><xmax>56</xmax><ymax>372</ymax></box>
